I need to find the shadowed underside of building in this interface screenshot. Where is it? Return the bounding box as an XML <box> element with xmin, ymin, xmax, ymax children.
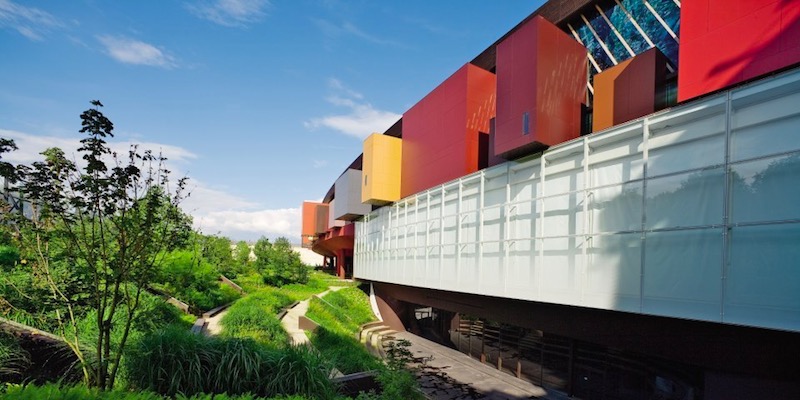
<box><xmin>303</xmin><ymin>1</ymin><xmax>800</xmax><ymax>398</ymax></box>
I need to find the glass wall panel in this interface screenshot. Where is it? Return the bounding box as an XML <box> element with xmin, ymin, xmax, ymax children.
<box><xmin>621</xmin><ymin>0</ymin><xmax>678</xmax><ymax>65</ymax></box>
<box><xmin>427</xmin><ymin>246</ymin><xmax>440</xmax><ymax>288</ymax></box>
<box><xmin>645</xmin><ymin>168</ymin><xmax>724</xmax><ymax>230</ymax></box>
<box><xmin>643</xmin><ymin>229</ymin><xmax>722</xmax><ymax>320</ymax></box>
<box><xmin>731</xmin><ymin>154</ymin><xmax>800</xmax><ymax>224</ymax></box>
<box><xmin>540</xmin><ymin>236</ymin><xmax>583</xmax><ymax>305</ymax></box>
<box><xmin>586</xmin><ymin>7</ymin><xmax>631</xmax><ymax>63</ymax></box>
<box><xmin>441</xmin><ymin>244</ymin><xmax>457</xmax><ymax>286</ymax></box>
<box><xmin>590</xmin><ymin>182</ymin><xmax>643</xmax><ymax>233</ymax></box>
<box><xmin>577</xmin><ymin>22</ymin><xmax>614</xmax><ymax>70</ymax></box>
<box><xmin>483</xmin><ymin>206</ymin><xmax>504</xmax><ymax>243</ymax></box>
<box><xmin>461</xmin><ymin>211</ymin><xmax>478</xmax><ymax>243</ymax></box>
<box><xmin>509</xmin><ymin>200</ymin><xmax>538</xmax><ymax>240</ymax></box>
<box><xmin>413</xmin><ymin>247</ymin><xmax>427</xmax><ymax>285</ymax></box>
<box><xmin>726</xmin><ymin>223</ymin><xmax>800</xmax><ymax>331</ymax></box>
<box><xmin>442</xmin><ymin>215</ymin><xmax>457</xmax><ymax>245</ymax></box>
<box><xmin>480</xmin><ymin>241</ymin><xmax>504</xmax><ymax>294</ymax></box>
<box><xmin>647</xmin><ymin>113</ymin><xmax>725</xmax><ymax>176</ymax></box>
<box><xmin>427</xmin><ymin>218</ymin><xmax>441</xmax><ymax>246</ymax></box>
<box><xmin>589</xmin><ymin>133</ymin><xmax>644</xmax><ymax>186</ymax></box>
<box><xmin>458</xmin><ymin>243</ymin><xmax>480</xmax><ymax>293</ymax></box>
<box><xmin>543</xmin><ymin>193</ymin><xmax>584</xmax><ymax>237</ymax></box>
<box><xmin>730</xmin><ymin>90</ymin><xmax>800</xmax><ymax>161</ymax></box>
<box><xmin>506</xmin><ymin>239</ymin><xmax>537</xmax><ymax>300</ymax></box>
<box><xmin>604</xmin><ymin>2</ymin><xmax>651</xmax><ymax>55</ymax></box>
<box><xmin>585</xmin><ymin>233</ymin><xmax>642</xmax><ymax>312</ymax></box>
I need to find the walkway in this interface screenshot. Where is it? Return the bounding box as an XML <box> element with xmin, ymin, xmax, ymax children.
<box><xmin>280</xmin><ymin>286</ymin><xmax>346</xmax><ymax>345</ymax></box>
<box><xmin>393</xmin><ymin>331</ymin><xmax>570</xmax><ymax>400</ymax></box>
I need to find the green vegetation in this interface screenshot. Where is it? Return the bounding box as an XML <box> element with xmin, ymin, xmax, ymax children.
<box><xmin>0</xmin><ymin>102</ymin><xmax>421</xmax><ymax>398</ymax></box>
<box><xmin>0</xmin><ymin>333</ymin><xmax>30</xmax><ymax>380</ymax></box>
<box><xmin>220</xmin><ymin>290</ymin><xmax>292</xmax><ymax>346</ymax></box>
<box><xmin>307</xmin><ymin>287</ymin><xmax>422</xmax><ymax>400</ymax></box>
<box><xmin>153</xmin><ymin>249</ymin><xmax>241</xmax><ymax>312</ymax></box>
<box><xmin>221</xmin><ymin>271</ymin><xmax>332</xmax><ymax>346</ymax></box>
<box><xmin>0</xmin><ymin>383</ymin><xmax>311</xmax><ymax>399</ymax></box>
<box><xmin>253</xmin><ymin>237</ymin><xmax>308</xmax><ymax>287</ymax></box>
<box><xmin>124</xmin><ymin>329</ymin><xmax>336</xmax><ymax>399</ymax></box>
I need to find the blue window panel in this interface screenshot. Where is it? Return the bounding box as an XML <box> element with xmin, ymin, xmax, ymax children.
<box><xmin>651</xmin><ymin>0</ymin><xmax>681</xmax><ymax>34</ymax></box>
<box><xmin>577</xmin><ymin>23</ymin><xmax>614</xmax><ymax>71</ymax></box>
<box><xmin>586</xmin><ymin>8</ymin><xmax>632</xmax><ymax>64</ymax></box>
<box><xmin>604</xmin><ymin>3</ymin><xmax>651</xmax><ymax>55</ymax></box>
<box><xmin>621</xmin><ymin>0</ymin><xmax>679</xmax><ymax>66</ymax></box>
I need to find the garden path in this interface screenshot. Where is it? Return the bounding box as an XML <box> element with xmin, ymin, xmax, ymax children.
<box><xmin>280</xmin><ymin>286</ymin><xmax>346</xmax><ymax>345</ymax></box>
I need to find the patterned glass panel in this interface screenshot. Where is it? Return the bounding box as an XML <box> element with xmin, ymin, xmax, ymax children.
<box><xmin>603</xmin><ymin>2</ymin><xmax>651</xmax><ymax>55</ymax></box>
<box><xmin>576</xmin><ymin>22</ymin><xmax>614</xmax><ymax>71</ymax></box>
<box><xmin>585</xmin><ymin>8</ymin><xmax>630</xmax><ymax>64</ymax></box>
<box><xmin>621</xmin><ymin>0</ymin><xmax>679</xmax><ymax>65</ymax></box>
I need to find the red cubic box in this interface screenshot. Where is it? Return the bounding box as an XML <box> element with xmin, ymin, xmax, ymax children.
<box><xmin>494</xmin><ymin>15</ymin><xmax>587</xmax><ymax>159</ymax></box>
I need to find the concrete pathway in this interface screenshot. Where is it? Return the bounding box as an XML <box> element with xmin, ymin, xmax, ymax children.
<box><xmin>203</xmin><ymin>309</ymin><xmax>227</xmax><ymax>336</ymax></box>
<box><xmin>392</xmin><ymin>331</ymin><xmax>570</xmax><ymax>400</ymax></box>
<box><xmin>280</xmin><ymin>286</ymin><xmax>346</xmax><ymax>345</ymax></box>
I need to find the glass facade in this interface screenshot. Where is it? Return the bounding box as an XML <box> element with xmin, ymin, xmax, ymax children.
<box><xmin>355</xmin><ymin>68</ymin><xmax>800</xmax><ymax>333</ymax></box>
<box><xmin>568</xmin><ymin>0</ymin><xmax>680</xmax><ymax>75</ymax></box>
<box><xmin>448</xmin><ymin>314</ymin><xmax>700</xmax><ymax>399</ymax></box>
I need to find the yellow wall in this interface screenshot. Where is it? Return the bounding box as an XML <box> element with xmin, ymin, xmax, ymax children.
<box><xmin>362</xmin><ymin>133</ymin><xmax>402</xmax><ymax>205</ymax></box>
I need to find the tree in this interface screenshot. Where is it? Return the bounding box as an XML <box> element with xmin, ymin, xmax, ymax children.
<box><xmin>253</xmin><ymin>236</ymin><xmax>308</xmax><ymax>286</ymax></box>
<box><xmin>233</xmin><ymin>240</ymin><xmax>251</xmax><ymax>271</ymax></box>
<box><xmin>8</xmin><ymin>100</ymin><xmax>188</xmax><ymax>389</ymax></box>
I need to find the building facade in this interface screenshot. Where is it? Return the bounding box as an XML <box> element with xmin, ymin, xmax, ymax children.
<box><xmin>303</xmin><ymin>1</ymin><xmax>800</xmax><ymax>398</ymax></box>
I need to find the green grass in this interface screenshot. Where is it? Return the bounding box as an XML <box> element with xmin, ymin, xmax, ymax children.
<box><xmin>308</xmin><ymin>328</ymin><xmax>380</xmax><ymax>374</ymax></box>
<box><xmin>124</xmin><ymin>328</ymin><xmax>336</xmax><ymax>399</ymax></box>
<box><xmin>306</xmin><ymin>287</ymin><xmax>376</xmax><ymax>335</ymax></box>
<box><xmin>306</xmin><ymin>287</ymin><xmax>381</xmax><ymax>375</ymax></box>
<box><xmin>220</xmin><ymin>289</ymin><xmax>292</xmax><ymax>346</ymax></box>
<box><xmin>0</xmin><ymin>382</ymin><xmax>313</xmax><ymax>399</ymax></box>
<box><xmin>0</xmin><ymin>333</ymin><xmax>30</xmax><ymax>380</ymax></box>
<box><xmin>221</xmin><ymin>271</ymin><xmax>336</xmax><ymax>346</ymax></box>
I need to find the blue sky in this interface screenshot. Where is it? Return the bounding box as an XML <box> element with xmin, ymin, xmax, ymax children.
<box><xmin>0</xmin><ymin>0</ymin><xmax>544</xmax><ymax>241</ymax></box>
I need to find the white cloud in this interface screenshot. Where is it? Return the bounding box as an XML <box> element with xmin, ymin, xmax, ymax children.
<box><xmin>312</xmin><ymin>159</ymin><xmax>328</xmax><ymax>169</ymax></box>
<box><xmin>304</xmin><ymin>79</ymin><xmax>400</xmax><ymax>139</ymax></box>
<box><xmin>194</xmin><ymin>208</ymin><xmax>300</xmax><ymax>242</ymax></box>
<box><xmin>0</xmin><ymin>128</ymin><xmax>300</xmax><ymax>242</ymax></box>
<box><xmin>188</xmin><ymin>0</ymin><xmax>269</xmax><ymax>27</ymax></box>
<box><xmin>97</xmin><ymin>35</ymin><xmax>176</xmax><ymax>68</ymax></box>
<box><xmin>311</xmin><ymin>18</ymin><xmax>406</xmax><ymax>48</ymax></box>
<box><xmin>0</xmin><ymin>0</ymin><xmax>62</xmax><ymax>41</ymax></box>
<box><xmin>0</xmin><ymin>129</ymin><xmax>195</xmax><ymax>165</ymax></box>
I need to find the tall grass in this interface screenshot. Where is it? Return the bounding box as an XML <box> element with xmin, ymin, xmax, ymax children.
<box><xmin>0</xmin><ymin>333</ymin><xmax>30</xmax><ymax>381</ymax></box>
<box><xmin>306</xmin><ymin>287</ymin><xmax>376</xmax><ymax>335</ymax></box>
<box><xmin>124</xmin><ymin>328</ymin><xmax>335</xmax><ymax>399</ymax></box>
<box><xmin>308</xmin><ymin>328</ymin><xmax>381</xmax><ymax>374</ymax></box>
<box><xmin>0</xmin><ymin>382</ymin><xmax>313</xmax><ymax>399</ymax></box>
<box><xmin>220</xmin><ymin>290</ymin><xmax>291</xmax><ymax>346</ymax></box>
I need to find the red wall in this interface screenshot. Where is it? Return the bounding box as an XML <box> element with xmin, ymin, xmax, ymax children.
<box><xmin>679</xmin><ymin>0</ymin><xmax>800</xmax><ymax>101</ymax></box>
<box><xmin>401</xmin><ymin>64</ymin><xmax>496</xmax><ymax>198</ymax></box>
<box><xmin>494</xmin><ymin>15</ymin><xmax>587</xmax><ymax>159</ymax></box>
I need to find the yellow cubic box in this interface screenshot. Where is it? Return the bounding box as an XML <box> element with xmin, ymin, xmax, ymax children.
<box><xmin>362</xmin><ymin>133</ymin><xmax>402</xmax><ymax>205</ymax></box>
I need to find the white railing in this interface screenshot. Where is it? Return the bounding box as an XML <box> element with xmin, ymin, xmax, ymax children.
<box><xmin>355</xmin><ymin>68</ymin><xmax>800</xmax><ymax>333</ymax></box>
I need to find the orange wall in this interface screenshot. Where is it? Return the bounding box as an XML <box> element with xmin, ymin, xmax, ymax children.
<box><xmin>593</xmin><ymin>48</ymin><xmax>666</xmax><ymax>132</ymax></box>
<box><xmin>301</xmin><ymin>201</ymin><xmax>328</xmax><ymax>246</ymax></box>
<box><xmin>401</xmin><ymin>63</ymin><xmax>496</xmax><ymax>198</ymax></box>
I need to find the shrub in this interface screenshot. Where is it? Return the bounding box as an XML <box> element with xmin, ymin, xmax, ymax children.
<box><xmin>221</xmin><ymin>289</ymin><xmax>292</xmax><ymax>346</ymax></box>
<box><xmin>0</xmin><ymin>334</ymin><xmax>29</xmax><ymax>381</ymax></box>
<box><xmin>0</xmin><ymin>382</ymin><xmax>313</xmax><ymax>399</ymax></box>
<box><xmin>308</xmin><ymin>328</ymin><xmax>380</xmax><ymax>374</ymax></box>
<box><xmin>155</xmin><ymin>250</ymin><xmax>241</xmax><ymax>312</ymax></box>
<box><xmin>124</xmin><ymin>329</ymin><xmax>335</xmax><ymax>399</ymax></box>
